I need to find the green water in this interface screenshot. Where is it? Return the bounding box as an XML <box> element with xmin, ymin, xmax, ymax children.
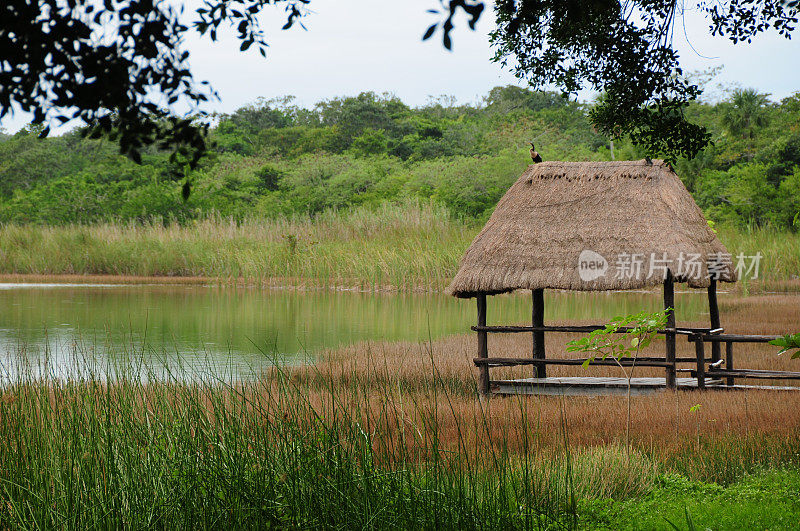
<box><xmin>0</xmin><ymin>283</ymin><xmax>714</xmax><ymax>381</ymax></box>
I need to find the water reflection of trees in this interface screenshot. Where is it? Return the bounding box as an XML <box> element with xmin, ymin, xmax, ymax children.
<box><xmin>0</xmin><ymin>286</ymin><xmax>712</xmax><ymax>382</ymax></box>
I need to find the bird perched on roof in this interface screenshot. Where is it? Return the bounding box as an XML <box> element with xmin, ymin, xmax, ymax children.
<box><xmin>529</xmin><ymin>142</ymin><xmax>542</xmax><ymax>163</ymax></box>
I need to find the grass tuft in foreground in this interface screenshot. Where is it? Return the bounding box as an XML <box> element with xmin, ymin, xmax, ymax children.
<box><xmin>0</xmin><ymin>343</ymin><xmax>583</xmax><ymax>529</ymax></box>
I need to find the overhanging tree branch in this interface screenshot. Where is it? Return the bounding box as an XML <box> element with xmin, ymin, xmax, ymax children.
<box><xmin>428</xmin><ymin>0</ymin><xmax>797</xmax><ymax>162</ymax></box>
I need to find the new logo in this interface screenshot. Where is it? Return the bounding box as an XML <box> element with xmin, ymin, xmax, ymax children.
<box><xmin>578</xmin><ymin>250</ymin><xmax>608</xmax><ymax>281</ymax></box>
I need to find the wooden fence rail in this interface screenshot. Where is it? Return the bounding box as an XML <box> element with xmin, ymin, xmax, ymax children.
<box><xmin>470</xmin><ymin>284</ymin><xmax>795</xmax><ymax>394</ymax></box>
<box><xmin>471</xmin><ymin>325</ymin><xmax>719</xmax><ymax>335</ymax></box>
<box><xmin>474</xmin><ymin>357</ymin><xmax>674</xmax><ymax>368</ymax></box>
<box><xmin>688</xmin><ymin>333</ymin><xmax>780</xmax><ymax>343</ymax></box>
<box><xmin>703</xmin><ymin>369</ymin><xmax>800</xmax><ymax>380</ymax></box>
<box><xmin>688</xmin><ymin>333</ymin><xmax>795</xmax><ymax>388</ymax></box>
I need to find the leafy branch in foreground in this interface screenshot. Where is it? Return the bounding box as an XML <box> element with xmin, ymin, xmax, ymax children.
<box><xmin>567</xmin><ymin>310</ymin><xmax>669</xmax><ymax>370</ymax></box>
<box><xmin>567</xmin><ymin>309</ymin><xmax>669</xmax><ymax>455</ymax></box>
<box><xmin>1</xmin><ymin>0</ymin><xmax>311</xmax><ymax>170</ymax></box>
<box><xmin>769</xmin><ymin>333</ymin><xmax>800</xmax><ymax>359</ymax></box>
<box><xmin>483</xmin><ymin>0</ymin><xmax>797</xmax><ymax>162</ymax></box>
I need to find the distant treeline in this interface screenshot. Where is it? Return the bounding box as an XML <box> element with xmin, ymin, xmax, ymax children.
<box><xmin>0</xmin><ymin>86</ymin><xmax>798</xmax><ymax>227</ymax></box>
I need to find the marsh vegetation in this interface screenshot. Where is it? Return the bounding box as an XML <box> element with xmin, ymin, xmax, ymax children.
<box><xmin>0</xmin><ymin>203</ymin><xmax>798</xmax><ymax>293</ymax></box>
<box><xmin>1</xmin><ymin>293</ymin><xmax>799</xmax><ymax>528</ymax></box>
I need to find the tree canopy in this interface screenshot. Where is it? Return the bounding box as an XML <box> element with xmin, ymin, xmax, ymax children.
<box><xmin>1</xmin><ymin>0</ymin><xmax>311</xmax><ymax>169</ymax></box>
<box><xmin>2</xmin><ymin>0</ymin><xmax>798</xmax><ymax>166</ymax></box>
<box><xmin>2</xmin><ymin>85</ymin><xmax>799</xmax><ymax>229</ymax></box>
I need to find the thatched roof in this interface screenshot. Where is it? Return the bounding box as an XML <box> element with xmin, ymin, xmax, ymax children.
<box><xmin>448</xmin><ymin>160</ymin><xmax>736</xmax><ymax>298</ymax></box>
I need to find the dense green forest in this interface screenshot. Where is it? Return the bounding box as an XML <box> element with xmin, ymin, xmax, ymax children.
<box><xmin>1</xmin><ymin>85</ymin><xmax>798</xmax><ymax>228</ymax></box>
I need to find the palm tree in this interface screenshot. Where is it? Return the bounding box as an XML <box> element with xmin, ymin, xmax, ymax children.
<box><xmin>721</xmin><ymin>89</ymin><xmax>770</xmax><ymax>140</ymax></box>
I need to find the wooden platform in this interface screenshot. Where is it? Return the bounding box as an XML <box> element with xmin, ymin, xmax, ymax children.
<box><xmin>492</xmin><ymin>377</ymin><xmax>800</xmax><ymax>396</ymax></box>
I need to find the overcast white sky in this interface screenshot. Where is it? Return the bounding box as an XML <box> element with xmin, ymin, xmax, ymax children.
<box><xmin>2</xmin><ymin>0</ymin><xmax>799</xmax><ymax>134</ymax></box>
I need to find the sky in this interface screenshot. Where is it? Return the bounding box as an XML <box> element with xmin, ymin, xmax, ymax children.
<box><xmin>2</xmin><ymin>0</ymin><xmax>799</xmax><ymax>134</ymax></box>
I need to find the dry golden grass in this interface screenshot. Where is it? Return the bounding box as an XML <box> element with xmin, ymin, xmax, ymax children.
<box><xmin>0</xmin><ymin>273</ymin><xmax>213</xmax><ymax>285</ymax></box>
<box><xmin>280</xmin><ymin>293</ymin><xmax>800</xmax><ymax>478</ymax></box>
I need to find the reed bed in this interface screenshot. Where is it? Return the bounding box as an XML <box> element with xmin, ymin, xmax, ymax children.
<box><xmin>1</xmin><ymin>294</ymin><xmax>799</xmax><ymax>527</ymax></box>
<box><xmin>0</xmin><ymin>201</ymin><xmax>473</xmax><ymax>291</ymax></box>
<box><xmin>0</xmin><ymin>204</ymin><xmax>798</xmax><ymax>292</ymax></box>
<box><xmin>292</xmin><ymin>292</ymin><xmax>800</xmax><ymax>484</ymax></box>
<box><xmin>299</xmin><ymin>340</ymin><xmax>800</xmax><ymax>476</ymax></box>
<box><xmin>1</xmin><ymin>342</ymin><xmax>797</xmax><ymax>529</ymax></box>
<box><xmin>0</xmin><ymin>345</ymin><xmax>586</xmax><ymax>529</ymax></box>
<box><xmin>716</xmin><ymin>225</ymin><xmax>800</xmax><ymax>293</ymax></box>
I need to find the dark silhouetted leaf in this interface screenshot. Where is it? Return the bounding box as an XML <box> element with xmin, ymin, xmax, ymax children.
<box><xmin>422</xmin><ymin>23</ymin><xmax>437</xmax><ymax>40</ymax></box>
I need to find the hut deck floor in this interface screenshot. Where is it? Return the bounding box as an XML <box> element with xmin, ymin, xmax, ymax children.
<box><xmin>492</xmin><ymin>377</ymin><xmax>800</xmax><ymax>396</ymax></box>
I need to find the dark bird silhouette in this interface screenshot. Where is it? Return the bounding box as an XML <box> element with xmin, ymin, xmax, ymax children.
<box><xmin>529</xmin><ymin>142</ymin><xmax>542</xmax><ymax>163</ymax></box>
<box><xmin>645</xmin><ymin>157</ymin><xmax>653</xmax><ymax>165</ymax></box>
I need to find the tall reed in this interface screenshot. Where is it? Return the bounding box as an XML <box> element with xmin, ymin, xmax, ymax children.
<box><xmin>0</xmin><ymin>200</ymin><xmax>473</xmax><ymax>291</ymax></box>
<box><xmin>0</xmin><ymin>340</ymin><xmax>582</xmax><ymax>529</ymax></box>
<box><xmin>0</xmin><ymin>204</ymin><xmax>797</xmax><ymax>292</ymax></box>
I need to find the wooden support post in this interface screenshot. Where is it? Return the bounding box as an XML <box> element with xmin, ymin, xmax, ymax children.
<box><xmin>695</xmin><ymin>337</ymin><xmax>706</xmax><ymax>389</ymax></box>
<box><xmin>664</xmin><ymin>271</ymin><xmax>677</xmax><ymax>389</ymax></box>
<box><xmin>708</xmin><ymin>279</ymin><xmax>721</xmax><ymax>364</ymax></box>
<box><xmin>532</xmin><ymin>289</ymin><xmax>546</xmax><ymax>378</ymax></box>
<box><xmin>725</xmin><ymin>341</ymin><xmax>734</xmax><ymax>387</ymax></box>
<box><xmin>477</xmin><ymin>293</ymin><xmax>490</xmax><ymax>396</ymax></box>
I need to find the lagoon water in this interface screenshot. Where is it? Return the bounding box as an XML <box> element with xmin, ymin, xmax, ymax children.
<box><xmin>0</xmin><ymin>283</ymin><xmax>714</xmax><ymax>382</ymax></box>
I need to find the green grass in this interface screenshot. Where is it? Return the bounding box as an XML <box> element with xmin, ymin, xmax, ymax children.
<box><xmin>581</xmin><ymin>469</ymin><xmax>800</xmax><ymax>530</ymax></box>
<box><xmin>0</xmin><ymin>200</ymin><xmax>475</xmax><ymax>290</ymax></box>
<box><xmin>716</xmin><ymin>225</ymin><xmax>800</xmax><ymax>293</ymax></box>
<box><xmin>0</xmin><ymin>202</ymin><xmax>798</xmax><ymax>292</ymax></box>
<box><xmin>0</xmin><ymin>348</ymin><xmax>578</xmax><ymax>529</ymax></box>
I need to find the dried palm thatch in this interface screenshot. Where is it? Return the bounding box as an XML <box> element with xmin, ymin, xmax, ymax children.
<box><xmin>448</xmin><ymin>160</ymin><xmax>736</xmax><ymax>298</ymax></box>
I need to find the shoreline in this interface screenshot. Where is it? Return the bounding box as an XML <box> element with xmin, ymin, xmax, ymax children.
<box><xmin>0</xmin><ymin>273</ymin><xmax>212</xmax><ymax>285</ymax></box>
<box><xmin>0</xmin><ymin>273</ymin><xmax>437</xmax><ymax>293</ymax></box>
<box><xmin>0</xmin><ymin>273</ymin><xmax>798</xmax><ymax>296</ymax></box>
<box><xmin>0</xmin><ymin>215</ymin><xmax>798</xmax><ymax>296</ymax></box>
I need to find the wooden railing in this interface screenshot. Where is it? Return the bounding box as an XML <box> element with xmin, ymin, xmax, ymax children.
<box><xmin>473</xmin><ymin>322</ymin><xmax>800</xmax><ymax>391</ymax></box>
<box><xmin>687</xmin><ymin>333</ymin><xmax>800</xmax><ymax>388</ymax></box>
<box><xmin>472</xmin><ymin>322</ymin><xmax>721</xmax><ymax>393</ymax></box>
<box><xmin>471</xmin><ymin>325</ymin><xmax>718</xmax><ymax>335</ymax></box>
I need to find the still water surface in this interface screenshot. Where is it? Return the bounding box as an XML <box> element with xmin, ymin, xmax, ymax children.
<box><xmin>0</xmin><ymin>283</ymin><xmax>714</xmax><ymax>381</ymax></box>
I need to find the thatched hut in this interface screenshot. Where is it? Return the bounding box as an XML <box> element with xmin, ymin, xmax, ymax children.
<box><xmin>448</xmin><ymin>160</ymin><xmax>738</xmax><ymax>395</ymax></box>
